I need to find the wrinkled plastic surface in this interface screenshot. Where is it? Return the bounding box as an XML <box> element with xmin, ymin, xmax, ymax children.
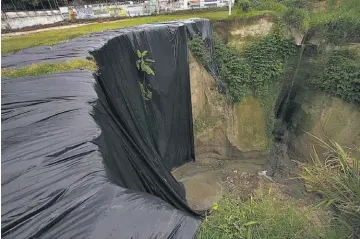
<box><xmin>92</xmin><ymin>21</ymin><xmax>199</xmax><ymax>214</ymax></box>
<box><xmin>2</xmin><ymin>70</ymin><xmax>199</xmax><ymax>239</ymax></box>
<box><xmin>0</xmin><ymin>19</ymin><xmax>219</xmax><ymax>238</ymax></box>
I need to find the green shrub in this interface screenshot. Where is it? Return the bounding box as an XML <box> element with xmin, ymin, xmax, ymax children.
<box><xmin>214</xmin><ymin>39</ymin><xmax>251</xmax><ymax>103</ymax></box>
<box><xmin>213</xmin><ymin>34</ymin><xmax>296</xmax><ymax>103</ymax></box>
<box><xmin>188</xmin><ymin>35</ymin><xmax>212</xmax><ymax>66</ymax></box>
<box><xmin>243</xmin><ymin>34</ymin><xmax>296</xmax><ymax>90</ymax></box>
<box><xmin>308</xmin><ymin>50</ymin><xmax>360</xmax><ymax>105</ymax></box>
<box><xmin>300</xmin><ymin>136</ymin><xmax>360</xmax><ymax>237</ymax></box>
<box><xmin>189</xmin><ymin>33</ymin><xmax>296</xmax><ymax>143</ymax></box>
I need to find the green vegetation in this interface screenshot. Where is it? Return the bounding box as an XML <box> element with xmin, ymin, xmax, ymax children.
<box><xmin>310</xmin><ymin>0</ymin><xmax>360</xmax><ymax>44</ymax></box>
<box><xmin>1</xmin><ymin>59</ymin><xmax>96</xmax><ymax>78</ymax></box>
<box><xmin>283</xmin><ymin>7</ymin><xmax>310</xmax><ymax>33</ymax></box>
<box><xmin>307</xmin><ymin>49</ymin><xmax>360</xmax><ymax>105</ymax></box>
<box><xmin>300</xmin><ymin>136</ymin><xmax>360</xmax><ymax>237</ymax></box>
<box><xmin>136</xmin><ymin>50</ymin><xmax>155</xmax><ymax>100</ymax></box>
<box><xmin>188</xmin><ymin>36</ymin><xmax>211</xmax><ymax>67</ymax></box>
<box><xmin>229</xmin><ymin>10</ymin><xmax>278</xmax><ymax>20</ymax></box>
<box><xmin>189</xmin><ymin>31</ymin><xmax>296</xmax><ymax>141</ymax></box>
<box><xmin>213</xmin><ymin>39</ymin><xmax>250</xmax><ymax>103</ymax></box>
<box><xmin>197</xmin><ymin>137</ymin><xmax>358</xmax><ymax>239</ymax></box>
<box><xmin>192</xmin><ymin>1</ymin><xmax>360</xmax><ymax>238</ymax></box>
<box><xmin>232</xmin><ymin>0</ymin><xmax>359</xmax><ymax>44</ymax></box>
<box><xmin>243</xmin><ymin>33</ymin><xmax>296</xmax><ymax>91</ymax></box>
<box><xmin>190</xmin><ymin>34</ymin><xmax>296</xmax><ymax>104</ymax></box>
<box><xmin>1</xmin><ymin>11</ymin><xmax>230</xmax><ymax>54</ymax></box>
<box><xmin>197</xmin><ymin>189</ymin><xmax>348</xmax><ymax>239</ymax></box>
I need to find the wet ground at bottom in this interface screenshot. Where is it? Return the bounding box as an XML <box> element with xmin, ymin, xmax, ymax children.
<box><xmin>172</xmin><ymin>142</ymin><xmax>311</xmax><ymax>211</ymax></box>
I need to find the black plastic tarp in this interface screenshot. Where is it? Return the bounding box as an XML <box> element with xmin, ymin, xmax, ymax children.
<box><xmin>92</xmin><ymin>21</ymin><xmax>198</xmax><ymax>214</ymax></box>
<box><xmin>1</xmin><ymin>71</ymin><xmax>199</xmax><ymax>239</ymax></box>
<box><xmin>1</xmin><ymin>19</ymin><xmax>217</xmax><ymax>239</ymax></box>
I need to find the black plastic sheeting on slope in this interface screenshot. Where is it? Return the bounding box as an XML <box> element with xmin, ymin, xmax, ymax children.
<box><xmin>183</xmin><ymin>19</ymin><xmax>224</xmax><ymax>92</ymax></box>
<box><xmin>1</xmin><ymin>19</ymin><xmax>225</xmax><ymax>238</ymax></box>
<box><xmin>1</xmin><ymin>70</ymin><xmax>200</xmax><ymax>239</ymax></box>
<box><xmin>92</xmin><ymin>21</ymin><xmax>199</xmax><ymax>215</ymax></box>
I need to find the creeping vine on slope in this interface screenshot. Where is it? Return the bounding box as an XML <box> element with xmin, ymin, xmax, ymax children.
<box><xmin>189</xmin><ymin>32</ymin><xmax>297</xmax><ymax>144</ymax></box>
<box><xmin>307</xmin><ymin>49</ymin><xmax>360</xmax><ymax>105</ymax></box>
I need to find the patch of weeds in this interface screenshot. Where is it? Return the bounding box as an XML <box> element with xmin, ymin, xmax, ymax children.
<box><xmin>1</xmin><ymin>59</ymin><xmax>97</xmax><ymax>78</ymax></box>
<box><xmin>197</xmin><ymin>188</ymin><xmax>347</xmax><ymax>239</ymax></box>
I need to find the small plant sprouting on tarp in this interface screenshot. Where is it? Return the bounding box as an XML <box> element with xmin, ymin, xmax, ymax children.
<box><xmin>136</xmin><ymin>49</ymin><xmax>155</xmax><ymax>100</ymax></box>
<box><xmin>136</xmin><ymin>50</ymin><xmax>155</xmax><ymax>75</ymax></box>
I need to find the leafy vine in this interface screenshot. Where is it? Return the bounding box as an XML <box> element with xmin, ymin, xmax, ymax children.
<box><xmin>308</xmin><ymin>49</ymin><xmax>360</xmax><ymax>105</ymax></box>
<box><xmin>136</xmin><ymin>49</ymin><xmax>155</xmax><ymax>100</ymax></box>
<box><xmin>189</xmin><ymin>32</ymin><xmax>297</xmax><ymax>143</ymax></box>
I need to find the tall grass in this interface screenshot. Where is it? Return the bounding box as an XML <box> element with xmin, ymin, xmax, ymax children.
<box><xmin>300</xmin><ymin>135</ymin><xmax>360</xmax><ymax>237</ymax></box>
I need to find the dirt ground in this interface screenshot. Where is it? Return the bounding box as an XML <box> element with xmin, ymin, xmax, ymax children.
<box><xmin>172</xmin><ymin>141</ymin><xmax>316</xmax><ymax>211</ymax></box>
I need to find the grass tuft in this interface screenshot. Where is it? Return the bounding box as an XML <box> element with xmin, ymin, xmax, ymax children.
<box><xmin>300</xmin><ymin>134</ymin><xmax>360</xmax><ymax>237</ymax></box>
<box><xmin>1</xmin><ymin>59</ymin><xmax>97</xmax><ymax>78</ymax></box>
